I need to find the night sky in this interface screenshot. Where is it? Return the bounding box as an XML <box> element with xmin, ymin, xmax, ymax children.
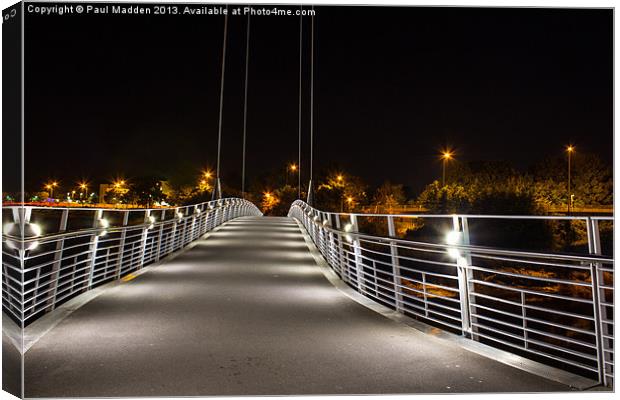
<box><xmin>20</xmin><ymin>4</ymin><xmax>613</xmax><ymax>194</ymax></box>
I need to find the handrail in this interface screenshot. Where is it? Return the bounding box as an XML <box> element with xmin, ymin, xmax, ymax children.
<box><xmin>2</xmin><ymin>198</ymin><xmax>262</xmax><ymax>325</ymax></box>
<box><xmin>289</xmin><ymin>200</ymin><xmax>614</xmax><ymax>387</ymax></box>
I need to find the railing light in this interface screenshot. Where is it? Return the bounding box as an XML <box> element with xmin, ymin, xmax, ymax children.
<box><xmin>4</xmin><ymin>222</ymin><xmax>42</xmax><ymax>251</ymax></box>
<box><xmin>446</xmin><ymin>230</ymin><xmax>462</xmax><ymax>259</ymax></box>
<box><xmin>446</xmin><ymin>230</ymin><xmax>461</xmax><ymax>245</ymax></box>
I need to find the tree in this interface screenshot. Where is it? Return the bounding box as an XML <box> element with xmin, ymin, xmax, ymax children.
<box><xmin>130</xmin><ymin>176</ymin><xmax>167</xmax><ymax>207</ymax></box>
<box><xmin>417</xmin><ymin>181</ymin><xmax>470</xmax><ymax>213</ymax></box>
<box><xmin>371</xmin><ymin>181</ymin><xmax>406</xmax><ymax>213</ymax></box>
<box><xmin>315</xmin><ymin>171</ymin><xmax>368</xmax><ymax>212</ymax></box>
<box><xmin>530</xmin><ymin>153</ymin><xmax>612</xmax><ymax>207</ymax></box>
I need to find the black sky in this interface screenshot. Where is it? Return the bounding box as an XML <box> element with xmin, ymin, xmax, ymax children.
<box><xmin>22</xmin><ymin>4</ymin><xmax>613</xmax><ymax>194</ymax></box>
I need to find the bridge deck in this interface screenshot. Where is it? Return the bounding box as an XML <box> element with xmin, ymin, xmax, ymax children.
<box><xmin>25</xmin><ymin>216</ymin><xmax>570</xmax><ymax>396</ymax></box>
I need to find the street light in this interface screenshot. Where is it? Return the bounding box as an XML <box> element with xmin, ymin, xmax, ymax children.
<box><xmin>566</xmin><ymin>145</ymin><xmax>575</xmax><ymax>214</ymax></box>
<box><xmin>289</xmin><ymin>164</ymin><xmax>300</xmax><ymax>198</ymax></box>
<box><xmin>45</xmin><ymin>181</ymin><xmax>58</xmax><ymax>199</ymax></box>
<box><xmin>440</xmin><ymin>150</ymin><xmax>453</xmax><ymax>186</ymax></box>
<box><xmin>78</xmin><ymin>182</ymin><xmax>88</xmax><ymax>200</ymax></box>
<box><xmin>346</xmin><ymin>196</ymin><xmax>354</xmax><ymax>212</ymax></box>
<box><xmin>286</xmin><ymin>163</ymin><xmax>298</xmax><ymax>187</ymax></box>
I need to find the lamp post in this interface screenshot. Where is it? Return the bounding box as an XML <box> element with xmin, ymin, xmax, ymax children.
<box><xmin>566</xmin><ymin>145</ymin><xmax>574</xmax><ymax>214</ymax></box>
<box><xmin>79</xmin><ymin>182</ymin><xmax>88</xmax><ymax>201</ymax></box>
<box><xmin>45</xmin><ymin>181</ymin><xmax>58</xmax><ymax>199</ymax></box>
<box><xmin>441</xmin><ymin>151</ymin><xmax>453</xmax><ymax>186</ymax></box>
<box><xmin>346</xmin><ymin>196</ymin><xmax>354</xmax><ymax>212</ymax></box>
<box><xmin>286</xmin><ymin>164</ymin><xmax>298</xmax><ymax>187</ymax></box>
<box><xmin>336</xmin><ymin>174</ymin><xmax>345</xmax><ymax>211</ymax></box>
<box><xmin>289</xmin><ymin>164</ymin><xmax>299</xmax><ymax>197</ymax></box>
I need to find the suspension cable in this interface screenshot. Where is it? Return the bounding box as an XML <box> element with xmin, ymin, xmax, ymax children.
<box><xmin>214</xmin><ymin>7</ymin><xmax>228</xmax><ymax>200</ymax></box>
<box><xmin>241</xmin><ymin>13</ymin><xmax>251</xmax><ymax>199</ymax></box>
<box><xmin>297</xmin><ymin>6</ymin><xmax>303</xmax><ymax>199</ymax></box>
<box><xmin>306</xmin><ymin>6</ymin><xmax>315</xmax><ymax>205</ymax></box>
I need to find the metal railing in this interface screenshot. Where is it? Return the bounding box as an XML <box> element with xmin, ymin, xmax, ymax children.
<box><xmin>289</xmin><ymin>200</ymin><xmax>614</xmax><ymax>387</ymax></box>
<box><xmin>2</xmin><ymin>198</ymin><xmax>261</xmax><ymax>325</ymax></box>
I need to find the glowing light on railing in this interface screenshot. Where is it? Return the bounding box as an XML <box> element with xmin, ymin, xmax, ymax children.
<box><xmin>344</xmin><ymin>223</ymin><xmax>353</xmax><ymax>232</ymax></box>
<box><xmin>446</xmin><ymin>230</ymin><xmax>461</xmax><ymax>259</ymax></box>
<box><xmin>147</xmin><ymin>215</ymin><xmax>156</xmax><ymax>229</ymax></box>
<box><xmin>4</xmin><ymin>222</ymin><xmax>42</xmax><ymax>251</ymax></box>
<box><xmin>95</xmin><ymin>218</ymin><xmax>109</xmax><ymax>237</ymax></box>
<box><xmin>28</xmin><ymin>223</ymin><xmax>42</xmax><ymax>237</ymax></box>
<box><xmin>3</xmin><ymin>223</ymin><xmax>14</xmax><ymax>236</ymax></box>
<box><xmin>177</xmin><ymin>212</ymin><xmax>184</xmax><ymax>219</ymax></box>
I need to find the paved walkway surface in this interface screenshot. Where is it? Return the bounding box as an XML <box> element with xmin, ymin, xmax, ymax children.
<box><xmin>25</xmin><ymin>216</ymin><xmax>571</xmax><ymax>397</ymax></box>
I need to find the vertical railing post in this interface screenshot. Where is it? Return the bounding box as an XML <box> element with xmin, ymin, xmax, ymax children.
<box><xmin>350</xmin><ymin>214</ymin><xmax>365</xmax><ymax>295</ymax></box>
<box><xmin>86</xmin><ymin>210</ymin><xmax>103</xmax><ymax>290</ymax></box>
<box><xmin>215</xmin><ymin>203</ymin><xmax>221</xmax><ymax>227</ymax></box>
<box><xmin>586</xmin><ymin>217</ymin><xmax>607</xmax><ymax>386</ymax></box>
<box><xmin>318</xmin><ymin>212</ymin><xmax>326</xmax><ymax>256</ymax></box>
<box><xmin>205</xmin><ymin>207</ymin><xmax>212</xmax><ymax>232</ymax></box>
<box><xmin>155</xmin><ymin>210</ymin><xmax>166</xmax><ymax>261</ymax></box>
<box><xmin>334</xmin><ymin>214</ymin><xmax>347</xmax><ymax>282</ymax></box>
<box><xmin>387</xmin><ymin>215</ymin><xmax>403</xmax><ymax>312</ymax></box>
<box><xmin>114</xmin><ymin>211</ymin><xmax>130</xmax><ymax>279</ymax></box>
<box><xmin>170</xmin><ymin>210</ymin><xmax>179</xmax><ymax>251</ymax></box>
<box><xmin>138</xmin><ymin>210</ymin><xmax>151</xmax><ymax>269</ymax></box>
<box><xmin>521</xmin><ymin>291</ymin><xmax>529</xmax><ymax>349</ymax></box>
<box><xmin>180</xmin><ymin>207</ymin><xmax>188</xmax><ymax>246</ymax></box>
<box><xmin>45</xmin><ymin>209</ymin><xmax>68</xmax><ymax>311</ymax></box>
<box><xmin>453</xmin><ymin>216</ymin><xmax>474</xmax><ymax>337</ymax></box>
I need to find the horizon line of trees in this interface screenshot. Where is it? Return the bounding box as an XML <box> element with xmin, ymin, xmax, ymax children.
<box><xmin>7</xmin><ymin>152</ymin><xmax>612</xmax><ymax>217</ymax></box>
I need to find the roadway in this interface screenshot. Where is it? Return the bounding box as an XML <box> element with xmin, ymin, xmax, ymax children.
<box><xmin>24</xmin><ymin>216</ymin><xmax>572</xmax><ymax>396</ymax></box>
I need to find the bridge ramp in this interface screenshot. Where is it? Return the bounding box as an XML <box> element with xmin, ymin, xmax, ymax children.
<box><xmin>25</xmin><ymin>216</ymin><xmax>571</xmax><ymax>396</ymax></box>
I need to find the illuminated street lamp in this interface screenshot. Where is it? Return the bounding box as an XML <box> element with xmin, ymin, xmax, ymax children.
<box><xmin>346</xmin><ymin>196</ymin><xmax>354</xmax><ymax>212</ymax></box>
<box><xmin>289</xmin><ymin>164</ymin><xmax>300</xmax><ymax>198</ymax></box>
<box><xmin>44</xmin><ymin>181</ymin><xmax>58</xmax><ymax>199</ymax></box>
<box><xmin>441</xmin><ymin>150</ymin><xmax>453</xmax><ymax>186</ymax></box>
<box><xmin>566</xmin><ymin>145</ymin><xmax>575</xmax><ymax>214</ymax></box>
<box><xmin>286</xmin><ymin>163</ymin><xmax>298</xmax><ymax>187</ymax></box>
<box><xmin>78</xmin><ymin>182</ymin><xmax>88</xmax><ymax>200</ymax></box>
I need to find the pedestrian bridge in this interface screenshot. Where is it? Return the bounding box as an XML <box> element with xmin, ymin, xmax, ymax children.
<box><xmin>2</xmin><ymin>198</ymin><xmax>614</xmax><ymax>396</ymax></box>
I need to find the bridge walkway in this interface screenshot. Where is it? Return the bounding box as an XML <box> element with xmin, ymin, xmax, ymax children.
<box><xmin>24</xmin><ymin>216</ymin><xmax>570</xmax><ymax>396</ymax></box>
